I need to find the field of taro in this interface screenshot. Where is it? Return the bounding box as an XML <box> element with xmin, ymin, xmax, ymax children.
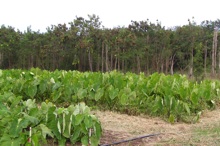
<box><xmin>0</xmin><ymin>68</ymin><xmax>220</xmax><ymax>145</ymax></box>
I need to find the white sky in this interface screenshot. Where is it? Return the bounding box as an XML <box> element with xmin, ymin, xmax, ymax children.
<box><xmin>0</xmin><ymin>0</ymin><xmax>219</xmax><ymax>32</ymax></box>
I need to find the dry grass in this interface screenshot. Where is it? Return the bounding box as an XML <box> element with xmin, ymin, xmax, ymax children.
<box><xmin>92</xmin><ymin>108</ymin><xmax>220</xmax><ymax>146</ymax></box>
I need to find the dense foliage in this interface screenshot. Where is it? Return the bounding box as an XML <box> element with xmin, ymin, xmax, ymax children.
<box><xmin>1</xmin><ymin>68</ymin><xmax>220</xmax><ymax>124</ymax></box>
<box><xmin>1</xmin><ymin>15</ymin><xmax>220</xmax><ymax>78</ymax></box>
<box><xmin>0</xmin><ymin>70</ymin><xmax>102</xmax><ymax>145</ymax></box>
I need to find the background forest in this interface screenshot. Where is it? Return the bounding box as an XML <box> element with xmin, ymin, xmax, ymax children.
<box><xmin>0</xmin><ymin>14</ymin><xmax>220</xmax><ymax>79</ymax></box>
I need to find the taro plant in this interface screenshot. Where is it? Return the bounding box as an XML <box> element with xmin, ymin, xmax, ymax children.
<box><xmin>0</xmin><ymin>92</ymin><xmax>102</xmax><ymax>146</ymax></box>
<box><xmin>46</xmin><ymin>102</ymin><xmax>102</xmax><ymax>146</ymax></box>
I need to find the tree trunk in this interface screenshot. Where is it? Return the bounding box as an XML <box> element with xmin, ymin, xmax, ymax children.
<box><xmin>117</xmin><ymin>56</ymin><xmax>120</xmax><ymax>71</ymax></box>
<box><xmin>188</xmin><ymin>35</ymin><xmax>194</xmax><ymax>78</ymax></box>
<box><xmin>170</xmin><ymin>54</ymin><xmax>175</xmax><ymax>75</ymax></box>
<box><xmin>115</xmin><ymin>47</ymin><xmax>120</xmax><ymax>70</ymax></box>
<box><xmin>78</xmin><ymin>49</ymin><xmax>83</xmax><ymax>71</ymax></box>
<box><xmin>156</xmin><ymin>56</ymin><xmax>159</xmax><ymax>72</ymax></box>
<box><xmin>204</xmin><ymin>41</ymin><xmax>207</xmax><ymax>77</ymax></box>
<box><xmin>0</xmin><ymin>52</ymin><xmax>3</xmax><ymax>67</ymax></box>
<box><xmin>88</xmin><ymin>48</ymin><xmax>93</xmax><ymax>71</ymax></box>
<box><xmin>30</xmin><ymin>54</ymin><xmax>34</xmax><ymax>68</ymax></box>
<box><xmin>122</xmin><ymin>48</ymin><xmax>125</xmax><ymax>72</ymax></box>
<box><xmin>212</xmin><ymin>28</ymin><xmax>218</xmax><ymax>77</ymax></box>
<box><xmin>114</xmin><ymin>57</ymin><xmax>117</xmax><ymax>70</ymax></box>
<box><xmin>146</xmin><ymin>35</ymin><xmax>150</xmax><ymax>74</ymax></box>
<box><xmin>8</xmin><ymin>53</ymin><xmax>12</xmax><ymax>68</ymax></box>
<box><xmin>137</xmin><ymin>55</ymin><xmax>141</xmax><ymax>73</ymax></box>
<box><xmin>110</xmin><ymin>52</ymin><xmax>113</xmax><ymax>71</ymax></box>
<box><xmin>101</xmin><ymin>42</ymin><xmax>104</xmax><ymax>72</ymax></box>
<box><xmin>105</xmin><ymin>45</ymin><xmax>109</xmax><ymax>72</ymax></box>
<box><xmin>52</xmin><ymin>53</ymin><xmax>56</xmax><ymax>70</ymax></box>
<box><xmin>165</xmin><ymin>57</ymin><xmax>169</xmax><ymax>74</ymax></box>
<box><xmin>161</xmin><ymin>62</ymin><xmax>164</xmax><ymax>73</ymax></box>
<box><xmin>96</xmin><ymin>52</ymin><xmax>100</xmax><ymax>72</ymax></box>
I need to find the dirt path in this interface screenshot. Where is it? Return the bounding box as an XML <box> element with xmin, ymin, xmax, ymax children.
<box><xmin>93</xmin><ymin>108</ymin><xmax>220</xmax><ymax>146</ymax></box>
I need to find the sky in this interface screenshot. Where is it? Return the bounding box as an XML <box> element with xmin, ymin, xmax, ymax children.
<box><xmin>0</xmin><ymin>0</ymin><xmax>219</xmax><ymax>32</ymax></box>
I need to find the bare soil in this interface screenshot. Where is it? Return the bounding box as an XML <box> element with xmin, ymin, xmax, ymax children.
<box><xmin>93</xmin><ymin>108</ymin><xmax>220</xmax><ymax>146</ymax></box>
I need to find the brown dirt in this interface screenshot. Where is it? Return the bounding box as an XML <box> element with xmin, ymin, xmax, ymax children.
<box><xmin>92</xmin><ymin>108</ymin><xmax>220</xmax><ymax>146</ymax></box>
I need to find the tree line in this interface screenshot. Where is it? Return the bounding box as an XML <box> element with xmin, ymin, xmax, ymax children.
<box><xmin>0</xmin><ymin>14</ymin><xmax>220</xmax><ymax>78</ymax></box>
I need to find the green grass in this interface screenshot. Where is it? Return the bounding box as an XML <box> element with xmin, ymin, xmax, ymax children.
<box><xmin>190</xmin><ymin>123</ymin><xmax>220</xmax><ymax>145</ymax></box>
<box><xmin>155</xmin><ymin>123</ymin><xmax>220</xmax><ymax>146</ymax></box>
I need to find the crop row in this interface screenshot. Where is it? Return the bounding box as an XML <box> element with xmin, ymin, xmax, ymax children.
<box><xmin>0</xmin><ymin>68</ymin><xmax>220</xmax><ymax>123</ymax></box>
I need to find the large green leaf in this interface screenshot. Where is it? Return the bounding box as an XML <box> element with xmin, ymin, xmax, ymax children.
<box><xmin>52</xmin><ymin>90</ymin><xmax>62</xmax><ymax>102</ymax></box>
<box><xmin>52</xmin><ymin>82</ymin><xmax>62</xmax><ymax>91</ymax></box>
<box><xmin>39</xmin><ymin>124</ymin><xmax>54</xmax><ymax>138</ymax></box>
<box><xmin>63</xmin><ymin>85</ymin><xmax>73</xmax><ymax>98</ymax></box>
<box><xmin>184</xmin><ymin>103</ymin><xmax>190</xmax><ymax>115</ymax></box>
<box><xmin>9</xmin><ymin>119</ymin><xmax>23</xmax><ymax>138</ymax></box>
<box><xmin>39</xmin><ymin>80</ymin><xmax>47</xmax><ymax>94</ymax></box>
<box><xmin>47</xmin><ymin>107</ymin><xmax>61</xmax><ymax>140</ymax></box>
<box><xmin>120</xmin><ymin>93</ymin><xmax>128</xmax><ymax>105</ymax></box>
<box><xmin>80</xmin><ymin>123</ymin><xmax>88</xmax><ymax>134</ymax></box>
<box><xmin>94</xmin><ymin>88</ymin><xmax>104</xmax><ymax>101</ymax></box>
<box><xmin>62</xmin><ymin>114</ymin><xmax>72</xmax><ymax>138</ymax></box>
<box><xmin>28</xmin><ymin>108</ymin><xmax>39</xmax><ymax>117</ymax></box>
<box><xmin>88</xmin><ymin>89</ymin><xmax>95</xmax><ymax>99</ymax></box>
<box><xmin>0</xmin><ymin>103</ymin><xmax>9</xmax><ymax>119</ymax></box>
<box><xmin>27</xmin><ymin>84</ymin><xmax>37</xmax><ymax>98</ymax></box>
<box><xmin>16</xmin><ymin>118</ymin><xmax>29</xmax><ymax>130</ymax></box>
<box><xmin>84</xmin><ymin>115</ymin><xmax>93</xmax><ymax>128</ymax></box>
<box><xmin>0</xmin><ymin>137</ymin><xmax>21</xmax><ymax>146</ymax></box>
<box><xmin>152</xmin><ymin>96</ymin><xmax>163</xmax><ymax>113</ymax></box>
<box><xmin>41</xmin><ymin>102</ymin><xmax>54</xmax><ymax>114</ymax></box>
<box><xmin>191</xmin><ymin>92</ymin><xmax>199</xmax><ymax>105</ymax></box>
<box><xmin>0</xmin><ymin>134</ymin><xmax>10</xmax><ymax>144</ymax></box>
<box><xmin>108</xmin><ymin>86</ymin><xmax>119</xmax><ymax>100</ymax></box>
<box><xmin>70</xmin><ymin>126</ymin><xmax>81</xmax><ymax>144</ymax></box>
<box><xmin>23</xmin><ymin>99</ymin><xmax>36</xmax><ymax>110</ymax></box>
<box><xmin>74</xmin><ymin>114</ymin><xmax>84</xmax><ymax>125</ymax></box>
<box><xmin>31</xmin><ymin>133</ymin><xmax>40</xmax><ymax>146</ymax></box>
<box><xmin>94</xmin><ymin>121</ymin><xmax>102</xmax><ymax>140</ymax></box>
<box><xmin>81</xmin><ymin>135</ymin><xmax>89</xmax><ymax>145</ymax></box>
<box><xmin>77</xmin><ymin>88</ymin><xmax>87</xmax><ymax>99</ymax></box>
<box><xmin>10</xmin><ymin>96</ymin><xmax>22</xmax><ymax>108</ymax></box>
<box><xmin>90</xmin><ymin>135</ymin><xmax>99</xmax><ymax>146</ymax></box>
<box><xmin>23</xmin><ymin>113</ymin><xmax>39</xmax><ymax>125</ymax></box>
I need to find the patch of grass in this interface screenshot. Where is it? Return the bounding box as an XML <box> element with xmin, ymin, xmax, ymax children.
<box><xmin>191</xmin><ymin>123</ymin><xmax>220</xmax><ymax>145</ymax></box>
<box><xmin>155</xmin><ymin>123</ymin><xmax>220</xmax><ymax>146</ymax></box>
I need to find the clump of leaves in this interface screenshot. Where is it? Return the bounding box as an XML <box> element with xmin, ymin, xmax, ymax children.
<box><xmin>0</xmin><ymin>93</ymin><xmax>102</xmax><ymax>146</ymax></box>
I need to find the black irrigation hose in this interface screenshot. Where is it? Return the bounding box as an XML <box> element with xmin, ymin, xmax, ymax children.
<box><xmin>99</xmin><ymin>133</ymin><xmax>161</xmax><ymax>146</ymax></box>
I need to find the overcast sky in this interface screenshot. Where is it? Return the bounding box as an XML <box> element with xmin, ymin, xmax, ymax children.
<box><xmin>0</xmin><ymin>0</ymin><xmax>219</xmax><ymax>32</ymax></box>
